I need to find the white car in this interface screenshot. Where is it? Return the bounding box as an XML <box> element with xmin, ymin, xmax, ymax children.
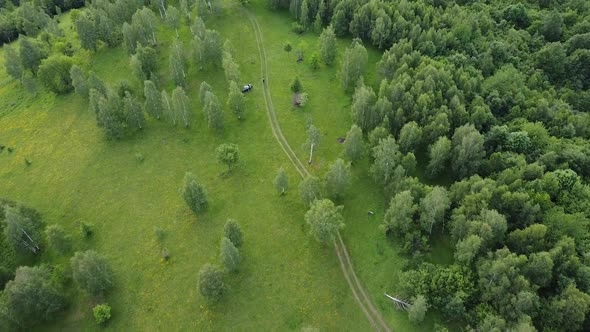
<box><xmin>241</xmin><ymin>84</ymin><xmax>253</xmax><ymax>93</ymax></box>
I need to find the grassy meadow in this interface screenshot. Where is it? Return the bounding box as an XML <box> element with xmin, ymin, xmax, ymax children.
<box><xmin>0</xmin><ymin>1</ymin><xmax>448</xmax><ymax>330</ymax></box>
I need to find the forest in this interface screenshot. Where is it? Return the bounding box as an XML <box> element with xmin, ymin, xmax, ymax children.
<box><xmin>1</xmin><ymin>0</ymin><xmax>590</xmax><ymax>330</ymax></box>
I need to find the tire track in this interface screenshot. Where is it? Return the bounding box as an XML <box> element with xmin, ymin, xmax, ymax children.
<box><xmin>246</xmin><ymin>11</ymin><xmax>390</xmax><ymax>332</ymax></box>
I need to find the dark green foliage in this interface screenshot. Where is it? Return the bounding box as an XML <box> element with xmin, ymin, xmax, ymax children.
<box><xmin>71</xmin><ymin>250</ymin><xmax>114</xmax><ymax>297</ymax></box>
<box><xmin>19</xmin><ymin>36</ymin><xmax>45</xmax><ymax>75</ymax></box>
<box><xmin>0</xmin><ymin>266</ymin><xmax>65</xmax><ymax>328</ymax></box>
<box><xmin>220</xmin><ymin>237</ymin><xmax>240</xmax><ymax>272</ymax></box>
<box><xmin>290</xmin><ymin>76</ymin><xmax>303</xmax><ymax>93</ymax></box>
<box><xmin>223</xmin><ymin>219</ymin><xmax>243</xmax><ymax>247</ymax></box>
<box><xmin>93</xmin><ymin>304</ymin><xmax>111</xmax><ymax>325</ymax></box>
<box><xmin>182</xmin><ymin>172</ymin><xmax>208</xmax><ymax>215</ymax></box>
<box><xmin>198</xmin><ymin>264</ymin><xmax>225</xmax><ymax>302</ymax></box>
<box><xmin>70</xmin><ymin>65</ymin><xmax>88</xmax><ymax>98</ymax></box>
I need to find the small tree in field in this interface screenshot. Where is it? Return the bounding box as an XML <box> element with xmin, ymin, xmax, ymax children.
<box><xmin>227</xmin><ymin>80</ymin><xmax>245</xmax><ymax>120</ymax></box>
<box><xmin>224</xmin><ymin>219</ymin><xmax>243</xmax><ymax>247</ymax></box>
<box><xmin>274</xmin><ymin>167</ymin><xmax>288</xmax><ymax>195</ymax></box>
<box><xmin>299</xmin><ymin>176</ymin><xmax>322</xmax><ymax>207</ymax></box>
<box><xmin>45</xmin><ymin>224</ymin><xmax>71</xmax><ymax>255</ymax></box>
<box><xmin>198</xmin><ymin>264</ymin><xmax>225</xmax><ymax>302</ymax></box>
<box><xmin>220</xmin><ymin>237</ymin><xmax>240</xmax><ymax>272</ymax></box>
<box><xmin>93</xmin><ymin>304</ymin><xmax>111</xmax><ymax>325</ymax></box>
<box><xmin>344</xmin><ymin>124</ymin><xmax>365</xmax><ymax>163</ymax></box>
<box><xmin>305</xmin><ymin>199</ymin><xmax>344</xmax><ymax>243</ymax></box>
<box><xmin>70</xmin><ymin>250</ymin><xmax>114</xmax><ymax>297</ymax></box>
<box><xmin>290</xmin><ymin>76</ymin><xmax>303</xmax><ymax>93</ymax></box>
<box><xmin>182</xmin><ymin>172</ymin><xmax>208</xmax><ymax>214</ymax></box>
<box><xmin>284</xmin><ymin>42</ymin><xmax>292</xmax><ymax>54</ymax></box>
<box><xmin>216</xmin><ymin>143</ymin><xmax>240</xmax><ymax>172</ymax></box>
<box><xmin>324</xmin><ymin>158</ymin><xmax>351</xmax><ymax>201</ymax></box>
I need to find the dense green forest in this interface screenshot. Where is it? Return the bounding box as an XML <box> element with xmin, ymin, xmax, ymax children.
<box><xmin>1</xmin><ymin>0</ymin><xmax>590</xmax><ymax>330</ymax></box>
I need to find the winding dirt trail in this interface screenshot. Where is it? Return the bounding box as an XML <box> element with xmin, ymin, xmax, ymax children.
<box><xmin>246</xmin><ymin>11</ymin><xmax>391</xmax><ymax>332</ymax></box>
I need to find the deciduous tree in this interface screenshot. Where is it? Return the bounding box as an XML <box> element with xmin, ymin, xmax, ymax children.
<box><xmin>319</xmin><ymin>25</ymin><xmax>336</xmax><ymax>65</ymax></box>
<box><xmin>305</xmin><ymin>199</ymin><xmax>344</xmax><ymax>243</ymax></box>
<box><xmin>299</xmin><ymin>176</ymin><xmax>322</xmax><ymax>207</ymax></box>
<box><xmin>224</xmin><ymin>219</ymin><xmax>243</xmax><ymax>247</ymax></box>
<box><xmin>227</xmin><ymin>80</ymin><xmax>245</xmax><ymax>120</ymax></box>
<box><xmin>324</xmin><ymin>159</ymin><xmax>350</xmax><ymax>201</ymax></box>
<box><xmin>274</xmin><ymin>167</ymin><xmax>288</xmax><ymax>195</ymax></box>
<box><xmin>198</xmin><ymin>264</ymin><xmax>225</xmax><ymax>302</ymax></box>
<box><xmin>220</xmin><ymin>237</ymin><xmax>240</xmax><ymax>272</ymax></box>
<box><xmin>182</xmin><ymin>172</ymin><xmax>208</xmax><ymax>214</ymax></box>
<box><xmin>70</xmin><ymin>250</ymin><xmax>114</xmax><ymax>297</ymax></box>
<box><xmin>216</xmin><ymin>143</ymin><xmax>239</xmax><ymax>172</ymax></box>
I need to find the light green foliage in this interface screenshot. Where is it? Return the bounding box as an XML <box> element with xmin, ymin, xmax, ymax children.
<box><xmin>451</xmin><ymin>124</ymin><xmax>485</xmax><ymax>179</ymax></box>
<box><xmin>170</xmin><ymin>41</ymin><xmax>186</xmax><ymax>87</ymax></box>
<box><xmin>398</xmin><ymin>121</ymin><xmax>422</xmax><ymax>154</ymax></box>
<box><xmin>343</xmin><ymin>124</ymin><xmax>364</xmax><ymax>163</ymax></box>
<box><xmin>227</xmin><ymin>80</ymin><xmax>245</xmax><ymax>120</ymax></box>
<box><xmin>324</xmin><ymin>159</ymin><xmax>350</xmax><ymax>201</ymax></box>
<box><xmin>419</xmin><ymin>186</ymin><xmax>450</xmax><ymax>236</ymax></box>
<box><xmin>370</xmin><ymin>137</ymin><xmax>402</xmax><ymax>187</ymax></box>
<box><xmin>382</xmin><ymin>190</ymin><xmax>416</xmax><ymax>235</ymax></box>
<box><xmin>216</xmin><ymin>143</ymin><xmax>239</xmax><ymax>172</ymax></box>
<box><xmin>309</xmin><ymin>52</ymin><xmax>320</xmax><ymax>70</ymax></box>
<box><xmin>222</xmin><ymin>51</ymin><xmax>240</xmax><ymax>83</ymax></box>
<box><xmin>198</xmin><ymin>264</ymin><xmax>225</xmax><ymax>302</ymax></box>
<box><xmin>93</xmin><ymin>304</ymin><xmax>112</xmax><ymax>325</ymax></box>
<box><xmin>45</xmin><ymin>224</ymin><xmax>71</xmax><ymax>255</ymax></box>
<box><xmin>70</xmin><ymin>65</ymin><xmax>88</xmax><ymax>98</ymax></box>
<box><xmin>274</xmin><ymin>167</ymin><xmax>288</xmax><ymax>195</ymax></box>
<box><xmin>172</xmin><ymin>86</ymin><xmax>191</xmax><ymax>128</ymax></box>
<box><xmin>350</xmin><ymin>81</ymin><xmax>377</xmax><ymax>132</ymax></box>
<box><xmin>427</xmin><ymin>136</ymin><xmax>451</xmax><ymax>178</ymax></box>
<box><xmin>220</xmin><ymin>237</ymin><xmax>240</xmax><ymax>272</ymax></box>
<box><xmin>182</xmin><ymin>172</ymin><xmax>208</xmax><ymax>214</ymax></box>
<box><xmin>339</xmin><ymin>39</ymin><xmax>367</xmax><ymax>92</ymax></box>
<box><xmin>123</xmin><ymin>91</ymin><xmax>145</xmax><ymax>130</ymax></box>
<box><xmin>71</xmin><ymin>250</ymin><xmax>114</xmax><ymax>297</ymax></box>
<box><xmin>299</xmin><ymin>176</ymin><xmax>323</xmax><ymax>207</ymax></box>
<box><xmin>305</xmin><ymin>199</ymin><xmax>344</xmax><ymax>243</ymax></box>
<box><xmin>203</xmin><ymin>91</ymin><xmax>224</xmax><ymax>132</ymax></box>
<box><xmin>319</xmin><ymin>25</ymin><xmax>337</xmax><ymax>65</ymax></box>
<box><xmin>224</xmin><ymin>219</ymin><xmax>243</xmax><ymax>248</ymax></box>
<box><xmin>144</xmin><ymin>80</ymin><xmax>163</xmax><ymax>120</ymax></box>
<box><xmin>408</xmin><ymin>295</ymin><xmax>428</xmax><ymax>323</ymax></box>
<box><xmin>454</xmin><ymin>234</ymin><xmax>482</xmax><ymax>265</ymax></box>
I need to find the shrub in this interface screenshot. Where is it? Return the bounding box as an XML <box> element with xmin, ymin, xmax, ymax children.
<box><xmin>93</xmin><ymin>304</ymin><xmax>111</xmax><ymax>325</ymax></box>
<box><xmin>291</xmin><ymin>22</ymin><xmax>304</xmax><ymax>34</ymax></box>
<box><xmin>80</xmin><ymin>222</ymin><xmax>93</xmax><ymax>238</ymax></box>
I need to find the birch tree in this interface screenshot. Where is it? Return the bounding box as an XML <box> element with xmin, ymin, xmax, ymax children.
<box><xmin>172</xmin><ymin>86</ymin><xmax>190</xmax><ymax>127</ymax></box>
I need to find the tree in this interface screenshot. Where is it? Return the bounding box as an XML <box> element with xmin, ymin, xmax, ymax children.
<box><xmin>398</xmin><ymin>121</ymin><xmax>423</xmax><ymax>154</ymax></box>
<box><xmin>4</xmin><ymin>46</ymin><xmax>23</xmax><ymax>81</ymax></box>
<box><xmin>123</xmin><ymin>91</ymin><xmax>145</xmax><ymax>130</ymax></box>
<box><xmin>541</xmin><ymin>11</ymin><xmax>562</xmax><ymax>42</ymax></box>
<box><xmin>454</xmin><ymin>234</ymin><xmax>482</xmax><ymax>265</ymax></box>
<box><xmin>194</xmin><ymin>29</ymin><xmax>222</xmax><ymax>69</ymax></box>
<box><xmin>74</xmin><ymin>14</ymin><xmax>96</xmax><ymax>51</ymax></box>
<box><xmin>351</xmin><ymin>81</ymin><xmax>378</xmax><ymax>132</ymax></box>
<box><xmin>306</xmin><ymin>124</ymin><xmax>320</xmax><ymax>164</ymax></box>
<box><xmin>274</xmin><ymin>167</ymin><xmax>288</xmax><ymax>195</ymax></box>
<box><xmin>134</xmin><ymin>45</ymin><xmax>157</xmax><ymax>81</ymax></box>
<box><xmin>70</xmin><ymin>65</ymin><xmax>88</xmax><ymax>98</ymax></box>
<box><xmin>170</xmin><ymin>41</ymin><xmax>186</xmax><ymax>86</ymax></box>
<box><xmin>45</xmin><ymin>224</ymin><xmax>71</xmax><ymax>255</ymax></box>
<box><xmin>382</xmin><ymin>190</ymin><xmax>416</xmax><ymax>235</ymax></box>
<box><xmin>324</xmin><ymin>159</ymin><xmax>351</xmax><ymax>201</ymax></box>
<box><xmin>451</xmin><ymin>124</ymin><xmax>485</xmax><ymax>179</ymax></box>
<box><xmin>343</xmin><ymin>124</ymin><xmax>364</xmax><ymax>163</ymax></box>
<box><xmin>290</xmin><ymin>76</ymin><xmax>303</xmax><ymax>93</ymax></box>
<box><xmin>542</xmin><ymin>285</ymin><xmax>590</xmax><ymax>332</ymax></box>
<box><xmin>203</xmin><ymin>91</ymin><xmax>224</xmax><ymax>132</ymax></box>
<box><xmin>309</xmin><ymin>52</ymin><xmax>320</xmax><ymax>70</ymax></box>
<box><xmin>216</xmin><ymin>143</ymin><xmax>239</xmax><ymax>172</ymax></box>
<box><xmin>408</xmin><ymin>295</ymin><xmax>428</xmax><ymax>323</ymax></box>
<box><xmin>224</xmin><ymin>219</ymin><xmax>243</xmax><ymax>247</ymax></box>
<box><xmin>0</xmin><ymin>266</ymin><xmax>64</xmax><ymax>328</ymax></box>
<box><xmin>172</xmin><ymin>86</ymin><xmax>191</xmax><ymax>127</ymax></box>
<box><xmin>299</xmin><ymin>176</ymin><xmax>322</xmax><ymax>207</ymax></box>
<box><xmin>144</xmin><ymin>80</ymin><xmax>163</xmax><ymax>119</ymax></box>
<box><xmin>19</xmin><ymin>37</ymin><xmax>45</xmax><ymax>75</ymax></box>
<box><xmin>319</xmin><ymin>25</ymin><xmax>337</xmax><ymax>65</ymax></box>
<box><xmin>198</xmin><ymin>264</ymin><xmax>225</xmax><ymax>302</ymax></box>
<box><xmin>70</xmin><ymin>250</ymin><xmax>114</xmax><ymax>297</ymax></box>
<box><xmin>427</xmin><ymin>136</ymin><xmax>451</xmax><ymax>178</ymax></box>
<box><xmin>222</xmin><ymin>52</ymin><xmax>240</xmax><ymax>83</ymax></box>
<box><xmin>227</xmin><ymin>80</ymin><xmax>245</xmax><ymax>119</ymax></box>
<box><xmin>162</xmin><ymin>90</ymin><xmax>176</xmax><ymax>126</ymax></box>
<box><xmin>339</xmin><ymin>39</ymin><xmax>367</xmax><ymax>92</ymax></box>
<box><xmin>97</xmin><ymin>91</ymin><xmax>126</xmax><ymax>139</ymax></box>
<box><xmin>220</xmin><ymin>237</ymin><xmax>240</xmax><ymax>272</ymax></box>
<box><xmin>199</xmin><ymin>81</ymin><xmax>212</xmax><ymax>106</ymax></box>
<box><xmin>166</xmin><ymin>5</ymin><xmax>180</xmax><ymax>36</ymax></box>
<box><xmin>182</xmin><ymin>172</ymin><xmax>208</xmax><ymax>214</ymax></box>
<box><xmin>93</xmin><ymin>304</ymin><xmax>111</xmax><ymax>325</ymax></box>
<box><xmin>370</xmin><ymin>137</ymin><xmax>402</xmax><ymax>187</ymax></box>
<box><xmin>305</xmin><ymin>199</ymin><xmax>344</xmax><ymax>243</ymax></box>
<box><xmin>419</xmin><ymin>187</ymin><xmax>450</xmax><ymax>236</ymax></box>
<box><xmin>3</xmin><ymin>206</ymin><xmax>42</xmax><ymax>254</ymax></box>
<box><xmin>284</xmin><ymin>42</ymin><xmax>292</xmax><ymax>54</ymax></box>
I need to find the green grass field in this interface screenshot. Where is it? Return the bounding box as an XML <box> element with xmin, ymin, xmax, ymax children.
<box><xmin>0</xmin><ymin>1</ymin><xmax>448</xmax><ymax>330</ymax></box>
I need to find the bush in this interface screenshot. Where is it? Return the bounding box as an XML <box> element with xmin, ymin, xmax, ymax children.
<box><xmin>37</xmin><ymin>55</ymin><xmax>73</xmax><ymax>94</ymax></box>
<box><xmin>93</xmin><ymin>304</ymin><xmax>111</xmax><ymax>325</ymax></box>
<box><xmin>291</xmin><ymin>22</ymin><xmax>304</xmax><ymax>34</ymax></box>
<box><xmin>80</xmin><ymin>222</ymin><xmax>93</xmax><ymax>238</ymax></box>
